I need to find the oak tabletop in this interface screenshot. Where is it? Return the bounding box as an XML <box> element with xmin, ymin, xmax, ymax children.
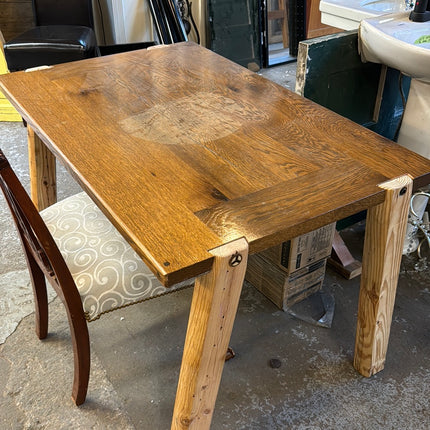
<box><xmin>1</xmin><ymin>42</ymin><xmax>430</xmax><ymax>285</ymax></box>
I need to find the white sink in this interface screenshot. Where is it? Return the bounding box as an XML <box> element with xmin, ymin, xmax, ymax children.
<box><xmin>358</xmin><ymin>12</ymin><xmax>430</xmax><ymax>159</ymax></box>
<box><xmin>359</xmin><ymin>12</ymin><xmax>430</xmax><ymax>81</ymax></box>
<box><xmin>320</xmin><ymin>0</ymin><xmax>412</xmax><ymax>30</ymax></box>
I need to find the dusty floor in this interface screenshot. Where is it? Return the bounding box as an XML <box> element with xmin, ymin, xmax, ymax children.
<box><xmin>1</xmin><ymin>63</ymin><xmax>429</xmax><ymax>429</ymax></box>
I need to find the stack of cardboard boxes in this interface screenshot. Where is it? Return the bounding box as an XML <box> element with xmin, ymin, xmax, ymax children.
<box><xmin>245</xmin><ymin>223</ymin><xmax>336</xmax><ymax>310</ymax></box>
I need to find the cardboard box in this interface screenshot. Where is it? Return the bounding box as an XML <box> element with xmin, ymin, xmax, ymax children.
<box><xmin>245</xmin><ymin>253</ymin><xmax>327</xmax><ymax>310</ymax></box>
<box><xmin>261</xmin><ymin>223</ymin><xmax>336</xmax><ymax>273</ymax></box>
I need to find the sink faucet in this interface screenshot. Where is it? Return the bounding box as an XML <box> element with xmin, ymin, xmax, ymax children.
<box><xmin>410</xmin><ymin>0</ymin><xmax>430</xmax><ymax>21</ymax></box>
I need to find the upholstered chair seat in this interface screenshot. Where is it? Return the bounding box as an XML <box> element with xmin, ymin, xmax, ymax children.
<box><xmin>40</xmin><ymin>192</ymin><xmax>188</xmax><ymax>322</ymax></box>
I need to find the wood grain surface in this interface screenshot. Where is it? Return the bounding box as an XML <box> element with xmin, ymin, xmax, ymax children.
<box><xmin>172</xmin><ymin>238</ymin><xmax>248</xmax><ymax>429</ymax></box>
<box><xmin>27</xmin><ymin>126</ymin><xmax>57</xmax><ymax>210</ymax></box>
<box><xmin>354</xmin><ymin>175</ymin><xmax>412</xmax><ymax>376</ymax></box>
<box><xmin>1</xmin><ymin>42</ymin><xmax>430</xmax><ymax>285</ymax></box>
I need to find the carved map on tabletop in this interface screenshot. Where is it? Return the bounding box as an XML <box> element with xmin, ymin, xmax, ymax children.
<box><xmin>120</xmin><ymin>92</ymin><xmax>268</xmax><ymax>145</ymax></box>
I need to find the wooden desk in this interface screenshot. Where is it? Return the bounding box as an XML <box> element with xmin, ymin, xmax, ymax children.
<box><xmin>1</xmin><ymin>42</ymin><xmax>430</xmax><ymax>429</ymax></box>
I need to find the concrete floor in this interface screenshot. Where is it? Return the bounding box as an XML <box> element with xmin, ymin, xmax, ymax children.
<box><xmin>1</xmin><ymin>63</ymin><xmax>430</xmax><ymax>429</ymax></box>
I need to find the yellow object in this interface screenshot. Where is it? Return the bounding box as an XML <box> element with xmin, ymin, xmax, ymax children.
<box><xmin>0</xmin><ymin>31</ymin><xmax>21</xmax><ymax>122</ymax></box>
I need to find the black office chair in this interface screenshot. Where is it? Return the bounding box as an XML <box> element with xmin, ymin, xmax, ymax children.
<box><xmin>3</xmin><ymin>0</ymin><xmax>99</xmax><ymax>72</ymax></box>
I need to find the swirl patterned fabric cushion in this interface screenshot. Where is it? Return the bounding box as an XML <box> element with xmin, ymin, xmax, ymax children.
<box><xmin>40</xmin><ymin>192</ymin><xmax>191</xmax><ymax>321</ymax></box>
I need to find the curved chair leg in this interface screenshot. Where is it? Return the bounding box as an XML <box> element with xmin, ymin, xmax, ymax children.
<box><xmin>66</xmin><ymin>308</ymin><xmax>91</xmax><ymax>405</ymax></box>
<box><xmin>24</xmin><ymin>245</ymin><xmax>48</xmax><ymax>339</ymax></box>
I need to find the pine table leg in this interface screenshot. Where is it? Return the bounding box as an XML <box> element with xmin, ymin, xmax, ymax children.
<box><xmin>172</xmin><ymin>238</ymin><xmax>249</xmax><ymax>429</ymax></box>
<box><xmin>354</xmin><ymin>175</ymin><xmax>412</xmax><ymax>376</ymax></box>
<box><xmin>28</xmin><ymin>126</ymin><xmax>56</xmax><ymax>210</ymax></box>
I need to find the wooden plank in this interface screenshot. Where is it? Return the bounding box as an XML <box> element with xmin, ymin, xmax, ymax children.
<box><xmin>354</xmin><ymin>175</ymin><xmax>412</xmax><ymax>376</ymax></box>
<box><xmin>27</xmin><ymin>126</ymin><xmax>57</xmax><ymax>210</ymax></box>
<box><xmin>327</xmin><ymin>230</ymin><xmax>362</xmax><ymax>279</ymax></box>
<box><xmin>327</xmin><ymin>257</ymin><xmax>362</xmax><ymax>280</ymax></box>
<box><xmin>195</xmin><ymin>161</ymin><xmax>387</xmax><ymax>254</ymax></box>
<box><xmin>296</xmin><ymin>31</ymin><xmax>411</xmax><ymax>141</ymax></box>
<box><xmin>172</xmin><ymin>238</ymin><xmax>248</xmax><ymax>429</ymax></box>
<box><xmin>26</xmin><ymin>120</ymin><xmax>222</xmax><ymax>286</ymax></box>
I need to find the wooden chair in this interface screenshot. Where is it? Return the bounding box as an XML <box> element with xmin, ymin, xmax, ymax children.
<box><xmin>3</xmin><ymin>0</ymin><xmax>99</xmax><ymax>71</ymax></box>
<box><xmin>0</xmin><ymin>149</ymin><xmax>191</xmax><ymax>405</ymax></box>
